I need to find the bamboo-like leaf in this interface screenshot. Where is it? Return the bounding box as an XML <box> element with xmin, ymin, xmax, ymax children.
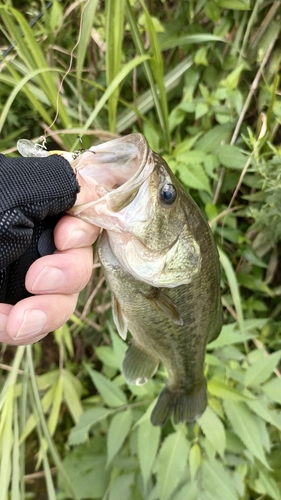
<box><xmin>0</xmin><ymin>66</ymin><xmax>54</xmax><ymax>133</ymax></box>
<box><xmin>47</xmin><ymin>376</ymin><xmax>63</xmax><ymax>436</ymax></box>
<box><xmin>116</xmin><ymin>56</ymin><xmax>193</xmax><ymax>133</ymax></box>
<box><xmin>36</xmin><ymin>424</ymin><xmax>57</xmax><ymax>500</ymax></box>
<box><xmin>219</xmin><ymin>248</ymin><xmax>245</xmax><ymax>335</ymax></box>
<box><xmin>26</xmin><ymin>346</ymin><xmax>79</xmax><ymax>500</ymax></box>
<box><xmin>217</xmin><ymin>0</ymin><xmax>250</xmax><ymax>10</ymax></box>
<box><xmin>159</xmin><ymin>33</ymin><xmax>225</xmax><ymax>50</ymax></box>
<box><xmin>223</xmin><ymin>400</ymin><xmax>269</xmax><ymax>468</ymax></box>
<box><xmin>106</xmin><ymin>0</ymin><xmax>126</xmax><ymax>131</ymax></box>
<box><xmin>20</xmin><ymin>383</ymin><xmax>57</xmax><ymax>443</ymax></box>
<box><xmin>0</xmin><ymin>347</ymin><xmax>26</xmax><ymax>500</ymax></box>
<box><xmin>0</xmin><ymin>386</ymin><xmax>14</xmax><ymax>500</ymax></box>
<box><xmin>126</xmin><ymin>0</ymin><xmax>170</xmax><ymax>149</ymax></box>
<box><xmin>138</xmin><ymin>0</ymin><xmax>170</xmax><ymax>147</ymax></box>
<box><xmin>76</xmin><ymin>0</ymin><xmax>99</xmax><ymax>82</ymax></box>
<box><xmin>54</xmin><ymin>323</ymin><xmax>74</xmax><ymax>358</ymax></box>
<box><xmin>11</xmin><ymin>397</ymin><xmax>20</xmax><ymax>500</ymax></box>
<box><xmin>198</xmin><ymin>406</ymin><xmax>226</xmax><ymax>457</ymax></box>
<box><xmin>244</xmin><ymin>351</ymin><xmax>281</xmax><ymax>387</ymax></box>
<box><xmin>107</xmin><ymin>409</ymin><xmax>132</xmax><ymax>466</ymax></box>
<box><xmin>75</xmin><ymin>54</ymin><xmax>150</xmax><ymax>149</ymax></box>
<box><xmin>1</xmin><ymin>7</ymin><xmax>70</xmax><ymax>128</ymax></box>
<box><xmin>62</xmin><ymin>370</ymin><xmax>83</xmax><ymax>424</ymax></box>
<box><xmin>138</xmin><ymin>417</ymin><xmax>161</xmax><ymax>489</ymax></box>
<box><xmin>154</xmin><ymin>428</ymin><xmax>190</xmax><ymax>500</ymax></box>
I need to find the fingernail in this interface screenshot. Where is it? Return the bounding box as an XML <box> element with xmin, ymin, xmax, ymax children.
<box><xmin>0</xmin><ymin>312</ymin><xmax>8</xmax><ymax>334</ymax></box>
<box><xmin>31</xmin><ymin>266</ymin><xmax>65</xmax><ymax>292</ymax></box>
<box><xmin>15</xmin><ymin>310</ymin><xmax>47</xmax><ymax>339</ymax></box>
<box><xmin>61</xmin><ymin>228</ymin><xmax>87</xmax><ymax>249</ymax></box>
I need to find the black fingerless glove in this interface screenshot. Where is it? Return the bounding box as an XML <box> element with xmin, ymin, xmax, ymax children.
<box><xmin>0</xmin><ymin>153</ymin><xmax>80</xmax><ymax>304</ymax></box>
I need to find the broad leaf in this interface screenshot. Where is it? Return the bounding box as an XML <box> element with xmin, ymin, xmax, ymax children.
<box><xmin>189</xmin><ymin>444</ymin><xmax>201</xmax><ymax>480</ymax></box>
<box><xmin>154</xmin><ymin>429</ymin><xmax>190</xmax><ymax>500</ymax></box>
<box><xmin>246</xmin><ymin>398</ymin><xmax>281</xmax><ymax>433</ymax></box>
<box><xmin>223</xmin><ymin>400</ymin><xmax>269</xmax><ymax>468</ymax></box>
<box><xmin>202</xmin><ymin>459</ymin><xmax>239</xmax><ymax>500</ymax></box>
<box><xmin>244</xmin><ymin>351</ymin><xmax>281</xmax><ymax>387</ymax></box>
<box><xmin>138</xmin><ymin>418</ymin><xmax>161</xmax><ymax>489</ymax></box>
<box><xmin>208</xmin><ymin>379</ymin><xmax>252</xmax><ymax>401</ymax></box>
<box><xmin>86</xmin><ymin>368</ymin><xmax>127</xmax><ymax>407</ymax></box>
<box><xmin>108</xmin><ymin>473</ymin><xmax>135</xmax><ymax>500</ymax></box>
<box><xmin>216</xmin><ymin>145</ymin><xmax>247</xmax><ymax>170</ymax></box>
<box><xmin>198</xmin><ymin>407</ymin><xmax>226</xmax><ymax>457</ymax></box>
<box><xmin>178</xmin><ymin>162</ymin><xmax>212</xmax><ymax>194</ymax></box>
<box><xmin>195</xmin><ymin>123</ymin><xmax>234</xmax><ymax>153</ymax></box>
<box><xmin>68</xmin><ymin>408</ymin><xmax>113</xmax><ymax>446</ymax></box>
<box><xmin>58</xmin><ymin>441</ymin><xmax>109</xmax><ymax>499</ymax></box>
<box><xmin>107</xmin><ymin>410</ymin><xmax>133</xmax><ymax>466</ymax></box>
<box><xmin>262</xmin><ymin>378</ymin><xmax>281</xmax><ymax>404</ymax></box>
<box><xmin>257</xmin><ymin>469</ymin><xmax>281</xmax><ymax>500</ymax></box>
<box><xmin>172</xmin><ymin>481</ymin><xmax>198</xmax><ymax>500</ymax></box>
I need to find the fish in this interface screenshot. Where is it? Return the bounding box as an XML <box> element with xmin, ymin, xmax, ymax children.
<box><xmin>17</xmin><ymin>133</ymin><xmax>222</xmax><ymax>426</ymax></box>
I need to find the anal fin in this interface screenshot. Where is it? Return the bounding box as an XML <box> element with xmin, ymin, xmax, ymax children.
<box><xmin>122</xmin><ymin>340</ymin><xmax>159</xmax><ymax>386</ymax></box>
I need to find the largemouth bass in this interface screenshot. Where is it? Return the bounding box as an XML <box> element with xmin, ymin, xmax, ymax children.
<box><xmin>18</xmin><ymin>134</ymin><xmax>222</xmax><ymax>426</ymax></box>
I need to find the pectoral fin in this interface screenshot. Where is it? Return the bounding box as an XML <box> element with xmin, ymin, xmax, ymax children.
<box><xmin>123</xmin><ymin>340</ymin><xmax>159</xmax><ymax>385</ymax></box>
<box><xmin>141</xmin><ymin>288</ymin><xmax>183</xmax><ymax>326</ymax></box>
<box><xmin>112</xmin><ymin>293</ymin><xmax>128</xmax><ymax>340</ymax></box>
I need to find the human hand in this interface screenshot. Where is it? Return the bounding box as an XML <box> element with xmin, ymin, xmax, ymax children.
<box><xmin>0</xmin><ymin>213</ymin><xmax>100</xmax><ymax>346</ymax></box>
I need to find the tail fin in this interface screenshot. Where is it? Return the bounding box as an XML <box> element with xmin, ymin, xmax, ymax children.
<box><xmin>150</xmin><ymin>379</ymin><xmax>207</xmax><ymax>427</ymax></box>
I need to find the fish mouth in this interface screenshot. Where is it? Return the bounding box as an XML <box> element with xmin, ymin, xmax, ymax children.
<box><xmin>63</xmin><ymin>133</ymin><xmax>155</xmax><ymax>227</ymax></box>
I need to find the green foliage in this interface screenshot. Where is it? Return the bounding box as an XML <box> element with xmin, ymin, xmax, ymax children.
<box><xmin>1</xmin><ymin>0</ymin><xmax>281</xmax><ymax>499</ymax></box>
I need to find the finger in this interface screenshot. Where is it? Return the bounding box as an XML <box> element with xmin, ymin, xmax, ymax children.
<box><xmin>0</xmin><ymin>304</ymin><xmax>13</xmax><ymax>338</ymax></box>
<box><xmin>54</xmin><ymin>214</ymin><xmax>100</xmax><ymax>250</ymax></box>
<box><xmin>25</xmin><ymin>247</ymin><xmax>94</xmax><ymax>295</ymax></box>
<box><xmin>3</xmin><ymin>293</ymin><xmax>78</xmax><ymax>344</ymax></box>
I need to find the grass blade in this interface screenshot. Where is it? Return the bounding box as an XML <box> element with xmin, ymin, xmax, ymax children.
<box><xmin>105</xmin><ymin>0</ymin><xmax>126</xmax><ymax>131</ymax></box>
<box><xmin>76</xmin><ymin>0</ymin><xmax>99</xmax><ymax>82</ymax></box>
<box><xmin>219</xmin><ymin>247</ymin><xmax>245</xmax><ymax>335</ymax></box>
<box><xmin>74</xmin><ymin>54</ymin><xmax>150</xmax><ymax>149</ymax></box>
<box><xmin>126</xmin><ymin>0</ymin><xmax>170</xmax><ymax>150</ymax></box>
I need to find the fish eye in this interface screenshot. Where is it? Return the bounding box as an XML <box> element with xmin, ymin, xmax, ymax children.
<box><xmin>160</xmin><ymin>184</ymin><xmax>177</xmax><ymax>205</ymax></box>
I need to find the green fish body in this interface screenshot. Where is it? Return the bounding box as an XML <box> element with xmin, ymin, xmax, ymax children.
<box><xmin>17</xmin><ymin>133</ymin><xmax>222</xmax><ymax>426</ymax></box>
<box><xmin>97</xmin><ymin>153</ymin><xmax>222</xmax><ymax>426</ymax></box>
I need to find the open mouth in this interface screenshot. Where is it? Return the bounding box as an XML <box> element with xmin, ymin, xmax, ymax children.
<box><xmin>71</xmin><ymin>133</ymin><xmax>149</xmax><ymax>196</ymax></box>
<box><xmin>67</xmin><ymin>133</ymin><xmax>155</xmax><ymax>216</ymax></box>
